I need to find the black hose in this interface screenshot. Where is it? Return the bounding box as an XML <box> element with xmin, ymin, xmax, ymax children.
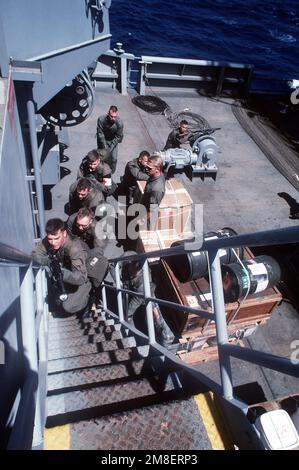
<box><xmin>131</xmin><ymin>95</ymin><xmax>211</xmax><ymax>131</ymax></box>
<box><xmin>131</xmin><ymin>95</ymin><xmax>169</xmax><ymax>114</ymax></box>
<box><xmin>167</xmin><ymin>110</ymin><xmax>211</xmax><ymax>132</ymax></box>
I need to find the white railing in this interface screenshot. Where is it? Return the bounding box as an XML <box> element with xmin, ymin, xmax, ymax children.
<box><xmin>0</xmin><ymin>242</ymin><xmax>48</xmax><ymax>450</ymax></box>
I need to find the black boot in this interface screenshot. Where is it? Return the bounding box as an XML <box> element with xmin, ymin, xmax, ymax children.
<box><xmin>78</xmin><ymin>303</ymin><xmax>92</xmax><ymax>319</ymax></box>
<box><xmin>154</xmin><ymin>315</ymin><xmax>174</xmax><ymax>348</ymax></box>
<box><xmin>81</xmin><ymin>289</ymin><xmax>96</xmax><ymax>319</ymax></box>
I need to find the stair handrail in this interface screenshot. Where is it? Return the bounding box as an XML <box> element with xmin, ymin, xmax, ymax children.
<box><xmin>0</xmin><ymin>241</ymin><xmax>48</xmax><ymax>450</ymax></box>
<box><xmin>101</xmin><ymin>283</ymin><xmax>213</xmax><ymax>320</ymax></box>
<box><xmin>108</xmin><ymin>225</ymin><xmax>299</xmax><ymax>265</ymax></box>
<box><xmin>102</xmin><ymin>225</ymin><xmax>299</xmax><ymax>408</ymax></box>
<box><xmin>0</xmin><ymin>241</ymin><xmax>33</xmax><ymax>265</ymax></box>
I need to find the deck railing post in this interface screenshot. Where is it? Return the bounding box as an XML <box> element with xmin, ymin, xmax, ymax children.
<box><xmin>138</xmin><ymin>62</ymin><xmax>146</xmax><ymax>95</ymax></box>
<box><xmin>27</xmin><ymin>99</ymin><xmax>46</xmax><ymax>238</ymax></box>
<box><xmin>142</xmin><ymin>260</ymin><xmax>156</xmax><ymax>344</ymax></box>
<box><xmin>208</xmin><ymin>249</ymin><xmax>233</xmax><ymax>400</ymax></box>
<box><xmin>120</xmin><ymin>56</ymin><xmax>127</xmax><ymax>95</ymax></box>
<box><xmin>34</xmin><ymin>267</ymin><xmax>48</xmax><ymax>448</ymax></box>
<box><xmin>36</xmin><ymin>268</ymin><xmax>47</xmax><ymax>363</ymax></box>
<box><xmin>102</xmin><ymin>284</ymin><xmax>107</xmax><ymax>311</ymax></box>
<box><xmin>36</xmin><ymin>268</ymin><xmax>44</xmax><ymax>317</ymax></box>
<box><xmin>115</xmin><ymin>262</ymin><xmax>124</xmax><ymax>322</ymax></box>
<box><xmin>20</xmin><ymin>265</ymin><xmax>43</xmax><ymax>448</ymax></box>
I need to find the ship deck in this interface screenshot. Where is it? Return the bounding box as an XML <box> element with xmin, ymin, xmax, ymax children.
<box><xmin>49</xmin><ymin>86</ymin><xmax>299</xmax><ymax>233</ymax></box>
<box><xmin>45</xmin><ymin>85</ymin><xmax>299</xmax><ymax>448</ymax></box>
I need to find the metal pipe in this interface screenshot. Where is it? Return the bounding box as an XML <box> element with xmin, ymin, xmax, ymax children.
<box><xmin>220</xmin><ymin>344</ymin><xmax>299</xmax><ymax>378</ymax></box>
<box><xmin>20</xmin><ymin>266</ymin><xmax>42</xmax><ymax>448</ymax></box>
<box><xmin>35</xmin><ymin>268</ymin><xmax>44</xmax><ymax>326</ymax></box>
<box><xmin>27</xmin><ymin>100</ymin><xmax>46</xmax><ymax>238</ymax></box>
<box><xmin>0</xmin><ymin>241</ymin><xmax>32</xmax><ymax>264</ymax></box>
<box><xmin>102</xmin><ymin>282</ymin><xmax>213</xmax><ymax>319</ymax></box>
<box><xmin>200</xmin><ymin>226</ymin><xmax>299</xmax><ymax>251</ymax></box>
<box><xmin>36</xmin><ymin>269</ymin><xmax>47</xmax><ymax>363</ymax></box>
<box><xmin>138</xmin><ymin>62</ymin><xmax>146</xmax><ymax>95</ymax></box>
<box><xmin>209</xmin><ymin>250</ymin><xmax>233</xmax><ymax>400</ymax></box>
<box><xmin>0</xmin><ymin>261</ymin><xmax>28</xmax><ymax>268</ymax></box>
<box><xmin>115</xmin><ymin>262</ymin><xmax>124</xmax><ymax>322</ymax></box>
<box><xmin>102</xmin><ymin>284</ymin><xmax>107</xmax><ymax>311</ymax></box>
<box><xmin>109</xmin><ymin>225</ymin><xmax>299</xmax><ymax>264</ymax></box>
<box><xmin>20</xmin><ymin>265</ymin><xmax>38</xmax><ymax>375</ymax></box>
<box><xmin>142</xmin><ymin>260</ymin><xmax>156</xmax><ymax>344</ymax></box>
<box><xmin>42</xmin><ymin>267</ymin><xmax>49</xmax><ymax>329</ymax></box>
<box><xmin>105</xmin><ymin>306</ymin><xmax>223</xmax><ymax>394</ymax></box>
<box><xmin>120</xmin><ymin>56</ymin><xmax>127</xmax><ymax>95</ymax></box>
<box><xmin>38</xmin><ymin>269</ymin><xmax>49</xmax><ymax>435</ymax></box>
<box><xmin>141</xmin><ymin>55</ymin><xmax>252</xmax><ymax>69</ymax></box>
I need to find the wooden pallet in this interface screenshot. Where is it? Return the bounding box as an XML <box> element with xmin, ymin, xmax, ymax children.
<box><xmin>176</xmin><ymin>339</ymin><xmax>246</xmax><ymax>365</ymax></box>
<box><xmin>153</xmin><ymin>248</ymin><xmax>282</xmax><ymax>361</ymax></box>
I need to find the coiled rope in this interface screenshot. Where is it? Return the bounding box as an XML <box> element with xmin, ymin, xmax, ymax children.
<box><xmin>132</xmin><ymin>95</ymin><xmax>210</xmax><ymax>131</ymax></box>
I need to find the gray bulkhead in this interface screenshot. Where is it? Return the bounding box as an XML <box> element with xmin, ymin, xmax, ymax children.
<box><xmin>0</xmin><ymin>0</ymin><xmax>112</xmax><ymax>448</ymax></box>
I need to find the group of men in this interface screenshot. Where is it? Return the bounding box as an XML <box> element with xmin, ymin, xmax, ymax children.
<box><xmin>31</xmin><ymin>105</ymin><xmax>185</xmax><ymax>346</ymax></box>
<box><xmin>67</xmin><ymin>105</ymin><xmax>169</xmax><ymax>229</ymax></box>
<box><xmin>31</xmin><ymin>105</ymin><xmax>125</xmax><ymax>318</ymax></box>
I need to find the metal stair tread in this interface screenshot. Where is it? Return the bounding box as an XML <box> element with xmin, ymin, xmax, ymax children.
<box><xmin>46</xmin><ymin>373</ymin><xmax>181</xmax><ymax>423</ymax></box>
<box><xmin>49</xmin><ymin>314</ymin><xmax>110</xmax><ymax>327</ymax></box>
<box><xmin>49</xmin><ymin>315</ymin><xmax>93</xmax><ymax>326</ymax></box>
<box><xmin>48</xmin><ymin>319</ymin><xmax>114</xmax><ymax>336</ymax></box>
<box><xmin>49</xmin><ymin>318</ymin><xmax>116</xmax><ymax>334</ymax></box>
<box><xmin>49</xmin><ymin>314</ymin><xmax>111</xmax><ymax>327</ymax></box>
<box><xmin>48</xmin><ymin>322</ymin><xmax>122</xmax><ymax>342</ymax></box>
<box><xmin>48</xmin><ymin>309</ymin><xmax>106</xmax><ymax>325</ymax></box>
<box><xmin>46</xmin><ymin>397</ymin><xmax>212</xmax><ymax>450</ymax></box>
<box><xmin>47</xmin><ymin>358</ymin><xmax>153</xmax><ymax>392</ymax></box>
<box><xmin>47</xmin><ymin>330</ymin><xmax>125</xmax><ymax>351</ymax></box>
<box><xmin>48</xmin><ymin>327</ymin><xmax>93</xmax><ymax>341</ymax></box>
<box><xmin>47</xmin><ymin>347</ymin><xmax>150</xmax><ymax>373</ymax></box>
<box><xmin>47</xmin><ymin>336</ymin><xmax>137</xmax><ymax>360</ymax></box>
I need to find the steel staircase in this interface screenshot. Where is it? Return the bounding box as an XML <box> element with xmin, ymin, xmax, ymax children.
<box><xmin>1</xmin><ymin>226</ymin><xmax>299</xmax><ymax>450</ymax></box>
<box><xmin>45</xmin><ymin>305</ymin><xmax>213</xmax><ymax>450</ymax></box>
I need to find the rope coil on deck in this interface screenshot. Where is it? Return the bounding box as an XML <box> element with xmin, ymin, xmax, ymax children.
<box><xmin>131</xmin><ymin>95</ymin><xmax>169</xmax><ymax>115</ymax></box>
<box><xmin>132</xmin><ymin>95</ymin><xmax>210</xmax><ymax>130</ymax></box>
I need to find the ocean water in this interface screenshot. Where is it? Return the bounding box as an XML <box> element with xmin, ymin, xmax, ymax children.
<box><xmin>110</xmin><ymin>0</ymin><xmax>299</xmax><ymax>79</ymax></box>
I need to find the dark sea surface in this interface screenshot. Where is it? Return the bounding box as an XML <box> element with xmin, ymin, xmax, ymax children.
<box><xmin>110</xmin><ymin>0</ymin><xmax>299</xmax><ymax>79</ymax></box>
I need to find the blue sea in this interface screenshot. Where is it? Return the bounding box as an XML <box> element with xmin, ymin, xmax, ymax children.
<box><xmin>110</xmin><ymin>0</ymin><xmax>299</xmax><ymax>79</ymax></box>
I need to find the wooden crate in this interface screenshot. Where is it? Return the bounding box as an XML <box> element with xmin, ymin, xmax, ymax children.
<box><xmin>137</xmin><ymin>228</ymin><xmax>194</xmax><ymax>262</ymax></box>
<box><xmin>136</xmin><ymin>178</ymin><xmax>193</xmax><ymax>233</ymax></box>
<box><xmin>177</xmin><ymin>339</ymin><xmax>247</xmax><ymax>365</ymax></box>
<box><xmin>155</xmin><ymin>247</ymin><xmax>282</xmax><ymax>349</ymax></box>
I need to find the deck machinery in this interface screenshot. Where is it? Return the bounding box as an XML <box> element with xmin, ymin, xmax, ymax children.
<box><xmin>157</xmin><ymin>130</ymin><xmax>219</xmax><ymax>178</ymax></box>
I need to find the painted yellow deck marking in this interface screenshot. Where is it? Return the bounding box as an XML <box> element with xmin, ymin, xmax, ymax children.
<box><xmin>194</xmin><ymin>392</ymin><xmax>233</xmax><ymax>450</ymax></box>
<box><xmin>44</xmin><ymin>425</ymin><xmax>70</xmax><ymax>450</ymax></box>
